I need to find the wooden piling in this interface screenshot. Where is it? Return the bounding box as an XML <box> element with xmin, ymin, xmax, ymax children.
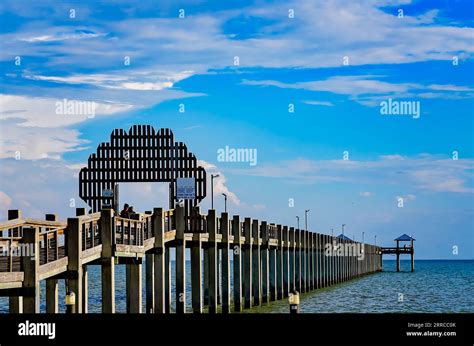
<box><xmin>100</xmin><ymin>208</ymin><xmax>115</xmax><ymax>313</ymax></box>
<box><xmin>221</xmin><ymin>212</ymin><xmax>230</xmax><ymax>313</ymax></box>
<box><xmin>243</xmin><ymin>217</ymin><xmax>252</xmax><ymax>308</ymax></box>
<box><xmin>191</xmin><ymin>235</ymin><xmax>202</xmax><ymax>313</ymax></box>
<box><xmin>301</xmin><ymin>229</ymin><xmax>306</xmax><ymax>292</ymax></box>
<box><xmin>127</xmin><ymin>260</ymin><xmax>142</xmax><ymax>313</ymax></box>
<box><xmin>45</xmin><ymin>214</ymin><xmax>59</xmax><ymax>314</ymax></box>
<box><xmin>232</xmin><ymin>215</ymin><xmax>242</xmax><ymax>312</ymax></box>
<box><xmin>252</xmin><ymin>219</ymin><xmax>261</xmax><ymax>306</ymax></box>
<box><xmin>289</xmin><ymin>227</ymin><xmax>296</xmax><ymax>292</ymax></box>
<box><xmin>276</xmin><ymin>225</ymin><xmax>284</xmax><ymax>300</ymax></box>
<box><xmin>66</xmin><ymin>217</ymin><xmax>83</xmax><ymax>313</ymax></box>
<box><xmin>8</xmin><ymin>210</ymin><xmax>23</xmax><ymax>313</ymax></box>
<box><xmin>269</xmin><ymin>239</ymin><xmax>277</xmax><ymax>301</ymax></box>
<box><xmin>21</xmin><ymin>227</ymin><xmax>39</xmax><ymax>313</ymax></box>
<box><xmin>175</xmin><ymin>206</ymin><xmax>186</xmax><ymax>314</ymax></box>
<box><xmin>145</xmin><ymin>252</ymin><xmax>154</xmax><ymax>313</ymax></box>
<box><xmin>164</xmin><ymin>246</ymin><xmax>171</xmax><ymax>313</ymax></box>
<box><xmin>207</xmin><ymin>209</ymin><xmax>217</xmax><ymax>313</ymax></box>
<box><xmin>282</xmin><ymin>226</ymin><xmax>289</xmax><ymax>297</ymax></box>
<box><xmin>82</xmin><ymin>265</ymin><xmax>88</xmax><ymax>313</ymax></box>
<box><xmin>152</xmin><ymin>208</ymin><xmax>166</xmax><ymax>314</ymax></box>
<box><xmin>260</xmin><ymin>221</ymin><xmax>269</xmax><ymax>303</ymax></box>
<box><xmin>295</xmin><ymin>229</ymin><xmax>301</xmax><ymax>292</ymax></box>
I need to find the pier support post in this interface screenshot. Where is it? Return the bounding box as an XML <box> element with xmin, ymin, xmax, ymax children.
<box><xmin>277</xmin><ymin>225</ymin><xmax>284</xmax><ymax>300</ymax></box>
<box><xmin>152</xmin><ymin>208</ymin><xmax>165</xmax><ymax>314</ymax></box>
<box><xmin>207</xmin><ymin>209</ymin><xmax>218</xmax><ymax>313</ymax></box>
<box><xmin>8</xmin><ymin>210</ymin><xmax>23</xmax><ymax>313</ymax></box>
<box><xmin>295</xmin><ymin>230</ymin><xmax>301</xmax><ymax>292</ymax></box>
<box><xmin>46</xmin><ymin>279</ymin><xmax>58</xmax><ymax>313</ymax></box>
<box><xmin>243</xmin><ymin>217</ymin><xmax>252</xmax><ymax>308</ymax></box>
<box><xmin>82</xmin><ymin>265</ymin><xmax>88</xmax><ymax>313</ymax></box>
<box><xmin>146</xmin><ymin>252</ymin><xmax>154</xmax><ymax>313</ymax></box>
<box><xmin>191</xmin><ymin>235</ymin><xmax>203</xmax><ymax>313</ymax></box>
<box><xmin>127</xmin><ymin>260</ymin><xmax>142</xmax><ymax>313</ymax></box>
<box><xmin>289</xmin><ymin>227</ymin><xmax>296</xmax><ymax>292</ymax></box>
<box><xmin>261</xmin><ymin>222</ymin><xmax>269</xmax><ymax>303</ymax></box>
<box><xmin>44</xmin><ymin>214</ymin><xmax>59</xmax><ymax>314</ymax></box>
<box><xmin>269</xmin><ymin>242</ymin><xmax>277</xmax><ymax>301</ymax></box>
<box><xmin>232</xmin><ymin>215</ymin><xmax>242</xmax><ymax>312</ymax></box>
<box><xmin>312</xmin><ymin>232</ymin><xmax>315</xmax><ymax>289</ymax></box>
<box><xmin>22</xmin><ymin>227</ymin><xmax>39</xmax><ymax>313</ymax></box>
<box><xmin>282</xmin><ymin>226</ymin><xmax>289</xmax><ymax>297</ymax></box>
<box><xmin>325</xmin><ymin>235</ymin><xmax>330</xmax><ymax>287</ymax></box>
<box><xmin>203</xmin><ymin>248</ymin><xmax>209</xmax><ymax>306</ymax></box>
<box><xmin>307</xmin><ymin>231</ymin><xmax>312</xmax><ymax>291</ymax></box>
<box><xmin>315</xmin><ymin>233</ymin><xmax>319</xmax><ymax>289</ymax></box>
<box><xmin>396</xmin><ymin>240</ymin><xmax>400</xmax><ymax>272</ymax></box>
<box><xmin>100</xmin><ymin>208</ymin><xmax>115</xmax><ymax>313</ymax></box>
<box><xmin>301</xmin><ymin>229</ymin><xmax>306</xmax><ymax>292</ymax></box>
<box><xmin>305</xmin><ymin>232</ymin><xmax>310</xmax><ymax>289</ymax></box>
<box><xmin>221</xmin><ymin>212</ymin><xmax>230</xmax><ymax>313</ymax></box>
<box><xmin>252</xmin><ymin>220</ymin><xmax>261</xmax><ymax>306</ymax></box>
<box><xmin>165</xmin><ymin>246</ymin><xmax>171</xmax><ymax>313</ymax></box>
<box><xmin>175</xmin><ymin>206</ymin><xmax>186</xmax><ymax>314</ymax></box>
<box><xmin>66</xmin><ymin>217</ymin><xmax>83</xmax><ymax>313</ymax></box>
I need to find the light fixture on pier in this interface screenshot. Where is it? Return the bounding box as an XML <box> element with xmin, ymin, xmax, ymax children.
<box><xmin>211</xmin><ymin>174</ymin><xmax>220</xmax><ymax>210</ymax></box>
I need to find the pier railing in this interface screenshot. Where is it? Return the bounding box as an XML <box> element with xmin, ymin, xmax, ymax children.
<box><xmin>0</xmin><ymin>207</ymin><xmax>383</xmax><ymax>314</ymax></box>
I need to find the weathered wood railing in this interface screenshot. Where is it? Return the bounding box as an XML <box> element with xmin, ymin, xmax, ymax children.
<box><xmin>0</xmin><ymin>207</ymin><xmax>383</xmax><ymax>314</ymax></box>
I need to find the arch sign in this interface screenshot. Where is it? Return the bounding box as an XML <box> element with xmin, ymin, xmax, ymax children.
<box><xmin>79</xmin><ymin>125</ymin><xmax>207</xmax><ymax>215</ymax></box>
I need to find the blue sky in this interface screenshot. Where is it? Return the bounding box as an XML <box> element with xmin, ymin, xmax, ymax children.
<box><xmin>0</xmin><ymin>0</ymin><xmax>473</xmax><ymax>259</ymax></box>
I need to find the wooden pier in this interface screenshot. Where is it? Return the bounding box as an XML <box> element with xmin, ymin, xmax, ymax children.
<box><xmin>381</xmin><ymin>234</ymin><xmax>415</xmax><ymax>272</ymax></box>
<box><xmin>0</xmin><ymin>207</ymin><xmax>383</xmax><ymax>313</ymax></box>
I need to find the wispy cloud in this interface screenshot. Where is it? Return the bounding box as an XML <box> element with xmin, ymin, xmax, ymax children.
<box><xmin>229</xmin><ymin>154</ymin><xmax>474</xmax><ymax>194</ymax></box>
<box><xmin>242</xmin><ymin>76</ymin><xmax>474</xmax><ymax>106</ymax></box>
<box><xmin>304</xmin><ymin>100</ymin><xmax>334</xmax><ymax>107</ymax></box>
<box><xmin>198</xmin><ymin>160</ymin><xmax>241</xmax><ymax>205</ymax></box>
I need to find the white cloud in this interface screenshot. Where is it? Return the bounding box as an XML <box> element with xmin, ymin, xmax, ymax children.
<box><xmin>20</xmin><ymin>29</ymin><xmax>105</xmax><ymax>42</ymax></box>
<box><xmin>0</xmin><ymin>94</ymin><xmax>133</xmax><ymax>128</ymax></box>
<box><xmin>360</xmin><ymin>192</ymin><xmax>373</xmax><ymax>197</ymax></box>
<box><xmin>242</xmin><ymin>76</ymin><xmax>473</xmax><ymax>105</ymax></box>
<box><xmin>228</xmin><ymin>155</ymin><xmax>474</xmax><ymax>194</ymax></box>
<box><xmin>198</xmin><ymin>160</ymin><xmax>241</xmax><ymax>205</ymax></box>
<box><xmin>24</xmin><ymin>70</ymin><xmax>194</xmax><ymax>91</ymax></box>
<box><xmin>304</xmin><ymin>100</ymin><xmax>334</xmax><ymax>107</ymax></box>
<box><xmin>0</xmin><ymin>121</ymin><xmax>88</xmax><ymax>160</ymax></box>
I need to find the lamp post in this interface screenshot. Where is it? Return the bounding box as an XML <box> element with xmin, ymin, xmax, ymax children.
<box><xmin>362</xmin><ymin>231</ymin><xmax>365</xmax><ymax>244</ymax></box>
<box><xmin>296</xmin><ymin>216</ymin><xmax>300</xmax><ymax>229</ymax></box>
<box><xmin>331</xmin><ymin>228</ymin><xmax>334</xmax><ymax>237</ymax></box>
<box><xmin>211</xmin><ymin>174</ymin><xmax>220</xmax><ymax>209</ymax></box>
<box><xmin>222</xmin><ymin>193</ymin><xmax>227</xmax><ymax>212</ymax></box>
<box><xmin>305</xmin><ymin>209</ymin><xmax>310</xmax><ymax>231</ymax></box>
<box><xmin>374</xmin><ymin>235</ymin><xmax>377</xmax><ymax>246</ymax></box>
<box><xmin>342</xmin><ymin>224</ymin><xmax>346</xmax><ymax>237</ymax></box>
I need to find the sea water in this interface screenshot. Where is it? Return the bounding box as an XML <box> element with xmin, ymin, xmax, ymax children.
<box><xmin>1</xmin><ymin>260</ymin><xmax>472</xmax><ymax>313</ymax></box>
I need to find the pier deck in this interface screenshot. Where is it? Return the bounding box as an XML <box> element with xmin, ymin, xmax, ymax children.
<box><xmin>0</xmin><ymin>207</ymin><xmax>383</xmax><ymax>313</ymax></box>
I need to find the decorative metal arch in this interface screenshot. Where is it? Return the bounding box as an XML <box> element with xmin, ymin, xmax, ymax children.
<box><xmin>79</xmin><ymin>125</ymin><xmax>207</xmax><ymax>214</ymax></box>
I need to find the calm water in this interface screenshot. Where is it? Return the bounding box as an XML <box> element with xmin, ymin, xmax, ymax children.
<box><xmin>1</xmin><ymin>260</ymin><xmax>472</xmax><ymax>313</ymax></box>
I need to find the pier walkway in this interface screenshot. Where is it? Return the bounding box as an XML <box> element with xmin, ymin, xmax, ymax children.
<box><xmin>0</xmin><ymin>207</ymin><xmax>382</xmax><ymax>313</ymax></box>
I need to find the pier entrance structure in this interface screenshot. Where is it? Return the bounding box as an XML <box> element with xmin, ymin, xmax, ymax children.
<box><xmin>78</xmin><ymin>125</ymin><xmax>207</xmax><ymax>217</ymax></box>
<box><xmin>381</xmin><ymin>234</ymin><xmax>415</xmax><ymax>272</ymax></box>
